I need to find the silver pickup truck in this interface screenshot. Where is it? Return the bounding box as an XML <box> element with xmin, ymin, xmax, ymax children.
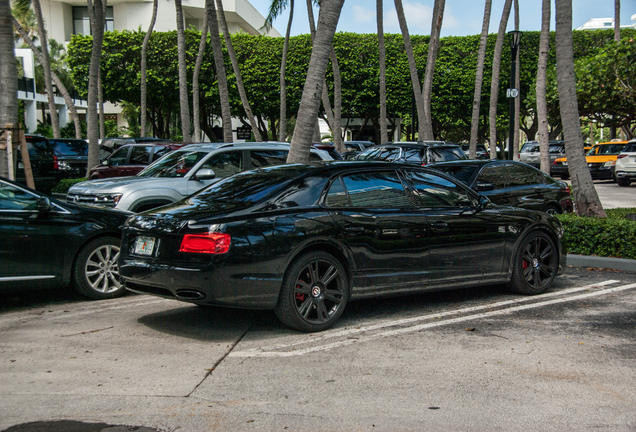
<box><xmin>67</xmin><ymin>142</ymin><xmax>333</xmax><ymax>213</ymax></box>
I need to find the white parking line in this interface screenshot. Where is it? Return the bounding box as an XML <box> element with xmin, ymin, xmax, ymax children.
<box><xmin>230</xmin><ymin>281</ymin><xmax>635</xmax><ymax>358</ymax></box>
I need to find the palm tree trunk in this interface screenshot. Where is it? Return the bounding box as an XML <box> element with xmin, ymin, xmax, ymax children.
<box><xmin>306</xmin><ymin>0</ymin><xmax>342</xmax><ymax>151</ymax></box>
<box><xmin>140</xmin><ymin>0</ymin><xmax>158</xmax><ymax>138</ymax></box>
<box><xmin>513</xmin><ymin>0</ymin><xmax>521</xmax><ymax>161</ymax></box>
<box><xmin>13</xmin><ymin>16</ymin><xmax>82</xmax><ymax>139</ymax></box>
<box><xmin>536</xmin><ymin>0</ymin><xmax>550</xmax><ymax>174</ymax></box>
<box><xmin>394</xmin><ymin>0</ymin><xmax>425</xmax><ymax>139</ymax></box>
<box><xmin>206</xmin><ymin>0</ymin><xmax>233</xmax><ymax>143</ymax></box>
<box><xmin>98</xmin><ymin>71</ymin><xmax>105</xmax><ymax>139</ymax></box>
<box><xmin>555</xmin><ymin>0</ymin><xmax>605</xmax><ymax>217</ymax></box>
<box><xmin>32</xmin><ymin>0</ymin><xmax>60</xmax><ymax>138</ymax></box>
<box><xmin>614</xmin><ymin>0</ymin><xmax>620</xmax><ymax>42</ymax></box>
<box><xmin>420</xmin><ymin>0</ymin><xmax>445</xmax><ymax>140</ymax></box>
<box><xmin>278</xmin><ymin>0</ymin><xmax>294</xmax><ymax>141</ymax></box>
<box><xmin>86</xmin><ymin>0</ymin><xmax>105</xmax><ymax>171</ymax></box>
<box><xmin>288</xmin><ymin>0</ymin><xmax>345</xmax><ymax>163</ymax></box>
<box><xmin>488</xmin><ymin>0</ymin><xmax>512</xmax><ymax>159</ymax></box>
<box><xmin>216</xmin><ymin>0</ymin><xmax>262</xmax><ymax>142</ymax></box>
<box><xmin>377</xmin><ymin>0</ymin><xmax>388</xmax><ymax>143</ymax></box>
<box><xmin>0</xmin><ymin>0</ymin><xmax>18</xmax><ymax>177</ymax></box>
<box><xmin>468</xmin><ymin>0</ymin><xmax>492</xmax><ymax>159</ymax></box>
<box><xmin>192</xmin><ymin>12</ymin><xmax>208</xmax><ymax>143</ymax></box>
<box><xmin>175</xmin><ymin>0</ymin><xmax>191</xmax><ymax>142</ymax></box>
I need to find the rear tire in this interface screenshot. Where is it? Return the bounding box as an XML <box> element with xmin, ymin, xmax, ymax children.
<box><xmin>559</xmin><ymin>173</ymin><xmax>569</xmax><ymax>180</ymax></box>
<box><xmin>73</xmin><ymin>236</ymin><xmax>126</xmax><ymax>300</ymax></box>
<box><xmin>274</xmin><ymin>251</ymin><xmax>348</xmax><ymax>332</ymax></box>
<box><xmin>617</xmin><ymin>177</ymin><xmax>631</xmax><ymax>187</ymax></box>
<box><xmin>507</xmin><ymin>231</ymin><xmax>558</xmax><ymax>295</ymax></box>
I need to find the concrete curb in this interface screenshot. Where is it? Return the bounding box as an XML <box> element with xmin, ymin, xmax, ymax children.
<box><xmin>567</xmin><ymin>254</ymin><xmax>636</xmax><ymax>272</ymax></box>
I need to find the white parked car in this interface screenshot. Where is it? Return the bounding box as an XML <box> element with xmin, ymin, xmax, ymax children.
<box><xmin>615</xmin><ymin>139</ymin><xmax>636</xmax><ymax>187</ymax></box>
<box><xmin>67</xmin><ymin>142</ymin><xmax>333</xmax><ymax>212</ymax></box>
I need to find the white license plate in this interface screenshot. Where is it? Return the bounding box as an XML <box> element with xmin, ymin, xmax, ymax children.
<box><xmin>134</xmin><ymin>236</ymin><xmax>155</xmax><ymax>256</ymax></box>
<box><xmin>562</xmin><ymin>162</ymin><xmax>568</xmax><ymax>166</ymax></box>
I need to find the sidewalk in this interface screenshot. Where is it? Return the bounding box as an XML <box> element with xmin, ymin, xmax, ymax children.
<box><xmin>567</xmin><ymin>254</ymin><xmax>636</xmax><ymax>272</ymax></box>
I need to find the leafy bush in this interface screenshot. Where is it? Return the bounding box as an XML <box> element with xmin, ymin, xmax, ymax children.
<box><xmin>556</xmin><ymin>209</ymin><xmax>636</xmax><ymax>259</ymax></box>
<box><xmin>52</xmin><ymin>177</ymin><xmax>87</xmax><ymax>194</ymax></box>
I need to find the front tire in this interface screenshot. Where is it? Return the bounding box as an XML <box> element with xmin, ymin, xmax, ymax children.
<box><xmin>507</xmin><ymin>231</ymin><xmax>558</xmax><ymax>295</ymax></box>
<box><xmin>73</xmin><ymin>236</ymin><xmax>126</xmax><ymax>300</ymax></box>
<box><xmin>275</xmin><ymin>251</ymin><xmax>348</xmax><ymax>332</ymax></box>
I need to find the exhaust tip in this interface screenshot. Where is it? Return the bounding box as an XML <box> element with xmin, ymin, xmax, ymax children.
<box><xmin>175</xmin><ymin>289</ymin><xmax>206</xmax><ymax>301</ymax></box>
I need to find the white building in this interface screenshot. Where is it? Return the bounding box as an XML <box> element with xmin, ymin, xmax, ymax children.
<box><xmin>576</xmin><ymin>14</ymin><xmax>636</xmax><ymax>31</ymax></box>
<box><xmin>22</xmin><ymin>0</ymin><xmax>281</xmax><ymax>139</ymax></box>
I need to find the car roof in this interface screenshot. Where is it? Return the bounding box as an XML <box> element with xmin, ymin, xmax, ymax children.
<box><xmin>381</xmin><ymin>141</ymin><xmax>458</xmax><ymax>147</ymax></box>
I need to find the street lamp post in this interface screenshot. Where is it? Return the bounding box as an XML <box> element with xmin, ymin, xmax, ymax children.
<box><xmin>507</xmin><ymin>30</ymin><xmax>521</xmax><ymax>160</ymax></box>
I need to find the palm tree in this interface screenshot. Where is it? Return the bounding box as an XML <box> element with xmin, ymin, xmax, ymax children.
<box><xmin>13</xmin><ymin>18</ymin><xmax>82</xmax><ymax>138</ymax></box>
<box><xmin>206</xmin><ymin>0</ymin><xmax>233</xmax><ymax>143</ymax></box>
<box><xmin>512</xmin><ymin>0</ymin><xmax>521</xmax><ymax>161</ymax></box>
<box><xmin>305</xmin><ymin>0</ymin><xmax>343</xmax><ymax>152</ymax></box>
<box><xmin>377</xmin><ymin>0</ymin><xmax>388</xmax><ymax>143</ymax></box>
<box><xmin>421</xmin><ymin>0</ymin><xmax>445</xmax><ymax>140</ymax></box>
<box><xmin>536</xmin><ymin>0</ymin><xmax>550</xmax><ymax>174</ymax></box>
<box><xmin>265</xmin><ymin>0</ymin><xmax>294</xmax><ymax>141</ymax></box>
<box><xmin>488</xmin><ymin>0</ymin><xmax>512</xmax><ymax>159</ymax></box>
<box><xmin>468</xmin><ymin>0</ymin><xmax>492</xmax><ymax>159</ymax></box>
<box><xmin>554</xmin><ymin>0</ymin><xmax>605</xmax><ymax>217</ymax></box>
<box><xmin>614</xmin><ymin>0</ymin><xmax>620</xmax><ymax>42</ymax></box>
<box><xmin>192</xmin><ymin>11</ymin><xmax>208</xmax><ymax>143</ymax></box>
<box><xmin>32</xmin><ymin>0</ymin><xmax>60</xmax><ymax>138</ymax></box>
<box><xmin>86</xmin><ymin>0</ymin><xmax>106</xmax><ymax>171</ymax></box>
<box><xmin>216</xmin><ymin>0</ymin><xmax>262</xmax><ymax>142</ymax></box>
<box><xmin>11</xmin><ymin>0</ymin><xmax>36</xmax><ymax>44</ymax></box>
<box><xmin>288</xmin><ymin>0</ymin><xmax>345</xmax><ymax>163</ymax></box>
<box><xmin>1</xmin><ymin>0</ymin><xmax>18</xmax><ymax>178</ymax></box>
<box><xmin>140</xmin><ymin>0</ymin><xmax>158</xmax><ymax>137</ymax></box>
<box><xmin>174</xmin><ymin>0</ymin><xmax>191</xmax><ymax>142</ymax></box>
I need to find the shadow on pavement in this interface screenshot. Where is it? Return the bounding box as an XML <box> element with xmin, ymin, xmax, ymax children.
<box><xmin>1</xmin><ymin>420</ymin><xmax>160</xmax><ymax>432</ymax></box>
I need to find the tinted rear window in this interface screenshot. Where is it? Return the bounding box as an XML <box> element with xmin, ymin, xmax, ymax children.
<box><xmin>429</xmin><ymin>147</ymin><xmax>466</xmax><ymax>162</ymax></box>
<box><xmin>432</xmin><ymin>164</ymin><xmax>479</xmax><ymax>185</ymax></box>
<box><xmin>50</xmin><ymin>140</ymin><xmax>88</xmax><ymax>156</ymax></box>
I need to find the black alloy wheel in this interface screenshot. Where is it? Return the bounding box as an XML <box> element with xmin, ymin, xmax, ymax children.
<box><xmin>275</xmin><ymin>251</ymin><xmax>348</xmax><ymax>332</ymax></box>
<box><xmin>508</xmin><ymin>231</ymin><xmax>558</xmax><ymax>295</ymax></box>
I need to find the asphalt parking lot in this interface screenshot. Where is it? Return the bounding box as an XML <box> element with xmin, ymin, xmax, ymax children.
<box><xmin>1</xmin><ymin>265</ymin><xmax>635</xmax><ymax>432</ymax></box>
<box><xmin>1</xmin><ymin>179</ymin><xmax>635</xmax><ymax>432</ymax></box>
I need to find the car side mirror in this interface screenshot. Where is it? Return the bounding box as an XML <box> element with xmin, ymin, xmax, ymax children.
<box><xmin>102</xmin><ymin>160</ymin><xmax>109</xmax><ymax>166</ymax></box>
<box><xmin>474</xmin><ymin>182</ymin><xmax>495</xmax><ymax>192</ymax></box>
<box><xmin>37</xmin><ymin>196</ymin><xmax>51</xmax><ymax>213</ymax></box>
<box><xmin>193</xmin><ymin>168</ymin><xmax>216</xmax><ymax>180</ymax></box>
<box><xmin>478</xmin><ymin>195</ymin><xmax>490</xmax><ymax>209</ymax></box>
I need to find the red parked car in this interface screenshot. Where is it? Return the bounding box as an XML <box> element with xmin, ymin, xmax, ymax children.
<box><xmin>88</xmin><ymin>142</ymin><xmax>187</xmax><ymax>179</ymax></box>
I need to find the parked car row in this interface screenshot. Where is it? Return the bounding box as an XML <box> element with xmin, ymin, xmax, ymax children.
<box><xmin>550</xmin><ymin>140</ymin><xmax>634</xmax><ymax>184</ymax></box>
<box><xmin>3</xmin><ymin>139</ymin><xmax>571</xmax><ymax>332</ymax></box>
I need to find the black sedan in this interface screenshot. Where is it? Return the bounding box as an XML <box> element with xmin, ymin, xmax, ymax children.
<box><xmin>120</xmin><ymin>161</ymin><xmax>566</xmax><ymax>332</ymax></box>
<box><xmin>431</xmin><ymin>160</ymin><xmax>573</xmax><ymax>214</ymax></box>
<box><xmin>0</xmin><ymin>177</ymin><xmax>129</xmax><ymax>299</ymax></box>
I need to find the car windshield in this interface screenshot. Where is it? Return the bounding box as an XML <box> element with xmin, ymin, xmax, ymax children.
<box><xmin>591</xmin><ymin>144</ymin><xmax>627</xmax><ymax>155</ymax></box>
<box><xmin>521</xmin><ymin>143</ymin><xmax>540</xmax><ymax>153</ymax></box>
<box><xmin>431</xmin><ymin>165</ymin><xmax>479</xmax><ymax>184</ymax></box>
<box><xmin>51</xmin><ymin>140</ymin><xmax>88</xmax><ymax>156</ymax></box>
<box><xmin>429</xmin><ymin>147</ymin><xmax>467</xmax><ymax>162</ymax></box>
<box><xmin>548</xmin><ymin>145</ymin><xmax>564</xmax><ymax>154</ymax></box>
<box><xmin>190</xmin><ymin>164</ymin><xmax>314</xmax><ymax>205</ymax></box>
<box><xmin>138</xmin><ymin>150</ymin><xmax>210</xmax><ymax>178</ymax></box>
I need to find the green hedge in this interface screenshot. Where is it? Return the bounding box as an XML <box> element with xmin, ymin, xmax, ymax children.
<box><xmin>556</xmin><ymin>209</ymin><xmax>636</xmax><ymax>260</ymax></box>
<box><xmin>52</xmin><ymin>177</ymin><xmax>87</xmax><ymax>194</ymax></box>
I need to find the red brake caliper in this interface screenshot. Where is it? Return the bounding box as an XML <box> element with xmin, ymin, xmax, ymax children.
<box><xmin>523</xmin><ymin>260</ymin><xmax>528</xmax><ymax>270</ymax></box>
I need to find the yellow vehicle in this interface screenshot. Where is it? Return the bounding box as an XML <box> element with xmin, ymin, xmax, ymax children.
<box><xmin>585</xmin><ymin>140</ymin><xmax>629</xmax><ymax>180</ymax></box>
<box><xmin>550</xmin><ymin>145</ymin><xmax>592</xmax><ymax>180</ymax></box>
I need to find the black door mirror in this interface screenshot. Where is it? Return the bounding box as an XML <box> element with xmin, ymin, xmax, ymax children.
<box><xmin>37</xmin><ymin>196</ymin><xmax>51</xmax><ymax>213</ymax></box>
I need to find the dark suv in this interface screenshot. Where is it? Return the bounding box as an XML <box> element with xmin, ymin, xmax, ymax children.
<box><xmin>16</xmin><ymin>135</ymin><xmax>58</xmax><ymax>194</ymax></box>
<box><xmin>50</xmin><ymin>138</ymin><xmax>89</xmax><ymax>179</ymax></box>
<box><xmin>99</xmin><ymin>137</ymin><xmax>170</xmax><ymax>161</ymax></box>
<box><xmin>89</xmin><ymin>142</ymin><xmax>188</xmax><ymax>180</ymax></box>
<box><xmin>355</xmin><ymin>141</ymin><xmax>467</xmax><ymax>165</ymax></box>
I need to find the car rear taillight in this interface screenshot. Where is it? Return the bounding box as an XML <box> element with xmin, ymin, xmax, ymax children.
<box><xmin>563</xmin><ymin>184</ymin><xmax>571</xmax><ymax>194</ymax></box>
<box><xmin>617</xmin><ymin>154</ymin><xmax>627</xmax><ymax>159</ymax></box>
<box><xmin>53</xmin><ymin>155</ymin><xmax>59</xmax><ymax>170</ymax></box>
<box><xmin>179</xmin><ymin>233</ymin><xmax>231</xmax><ymax>254</ymax></box>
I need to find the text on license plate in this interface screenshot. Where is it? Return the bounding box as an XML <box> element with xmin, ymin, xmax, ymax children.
<box><xmin>134</xmin><ymin>236</ymin><xmax>155</xmax><ymax>256</ymax></box>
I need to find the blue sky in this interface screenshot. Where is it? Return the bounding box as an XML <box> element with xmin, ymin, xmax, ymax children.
<box><xmin>249</xmin><ymin>0</ymin><xmax>636</xmax><ymax>37</ymax></box>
